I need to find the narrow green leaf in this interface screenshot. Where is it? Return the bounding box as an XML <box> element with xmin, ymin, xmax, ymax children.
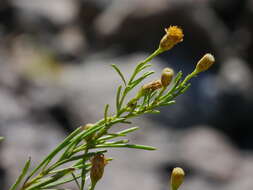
<box><xmin>103</xmin><ymin>139</ymin><xmax>129</xmax><ymax>144</ymax></box>
<box><xmin>116</xmin><ymin>85</ymin><xmax>122</xmax><ymax>113</ymax></box>
<box><xmin>159</xmin><ymin>100</ymin><xmax>176</xmax><ymax>107</ymax></box>
<box><xmin>0</xmin><ymin>137</ymin><xmax>4</xmax><ymax>142</ymax></box>
<box><xmin>9</xmin><ymin>157</ymin><xmax>31</xmax><ymax>190</ymax></box>
<box><xmin>27</xmin><ymin>170</ymin><xmax>71</xmax><ymax>190</ymax></box>
<box><xmin>71</xmin><ymin>172</ymin><xmax>81</xmax><ymax>190</ymax></box>
<box><xmin>180</xmin><ymin>83</ymin><xmax>191</xmax><ymax>94</ymax></box>
<box><xmin>94</xmin><ymin>144</ymin><xmax>156</xmax><ymax>150</ymax></box>
<box><xmin>42</xmin><ymin>174</ymin><xmax>88</xmax><ymax>189</ymax></box>
<box><xmin>144</xmin><ymin>110</ymin><xmax>160</xmax><ymax>114</ymax></box>
<box><xmin>111</xmin><ymin>64</ymin><xmax>127</xmax><ymax>86</ymax></box>
<box><xmin>139</xmin><ymin>64</ymin><xmax>152</xmax><ymax>72</ymax></box>
<box><xmin>172</xmin><ymin>71</ymin><xmax>183</xmax><ymax>91</ymax></box>
<box><xmin>130</xmin><ymin>71</ymin><xmax>155</xmax><ymax>88</ymax></box>
<box><xmin>104</xmin><ymin>104</ymin><xmax>109</xmax><ymax>123</ymax></box>
<box><xmin>120</xmin><ymin>120</ymin><xmax>132</xmax><ymax>124</ymax></box>
<box><xmin>28</xmin><ymin>126</ymin><xmax>82</xmax><ymax>178</ymax></box>
<box><xmin>118</xmin><ymin>127</ymin><xmax>140</xmax><ymax>135</ymax></box>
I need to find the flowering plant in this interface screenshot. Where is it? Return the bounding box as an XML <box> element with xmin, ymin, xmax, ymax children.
<box><xmin>7</xmin><ymin>26</ymin><xmax>214</xmax><ymax>190</ymax></box>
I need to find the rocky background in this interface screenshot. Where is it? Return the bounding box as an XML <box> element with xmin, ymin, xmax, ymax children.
<box><xmin>0</xmin><ymin>0</ymin><xmax>253</xmax><ymax>189</ymax></box>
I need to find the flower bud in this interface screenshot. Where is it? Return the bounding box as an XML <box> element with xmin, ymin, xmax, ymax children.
<box><xmin>170</xmin><ymin>167</ymin><xmax>185</xmax><ymax>190</ymax></box>
<box><xmin>142</xmin><ymin>79</ymin><xmax>162</xmax><ymax>92</ymax></box>
<box><xmin>82</xmin><ymin>123</ymin><xmax>94</xmax><ymax>130</ymax></box>
<box><xmin>161</xmin><ymin>68</ymin><xmax>174</xmax><ymax>87</ymax></box>
<box><xmin>81</xmin><ymin>123</ymin><xmax>94</xmax><ymax>141</ymax></box>
<box><xmin>194</xmin><ymin>53</ymin><xmax>215</xmax><ymax>74</ymax></box>
<box><xmin>90</xmin><ymin>154</ymin><xmax>107</xmax><ymax>185</ymax></box>
<box><xmin>159</xmin><ymin>26</ymin><xmax>184</xmax><ymax>51</ymax></box>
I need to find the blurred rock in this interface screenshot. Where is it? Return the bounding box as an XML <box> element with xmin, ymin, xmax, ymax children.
<box><xmin>56</xmin><ymin>26</ymin><xmax>87</xmax><ymax>60</ymax></box>
<box><xmin>11</xmin><ymin>0</ymin><xmax>79</xmax><ymax>26</ymax></box>
<box><xmin>0</xmin><ymin>120</ymin><xmax>65</xmax><ymax>188</ymax></box>
<box><xmin>179</xmin><ymin>127</ymin><xmax>241</xmax><ymax>181</ymax></box>
<box><xmin>218</xmin><ymin>57</ymin><xmax>253</xmax><ymax>99</ymax></box>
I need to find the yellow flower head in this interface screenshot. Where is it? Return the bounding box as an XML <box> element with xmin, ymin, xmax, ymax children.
<box><xmin>160</xmin><ymin>26</ymin><xmax>184</xmax><ymax>51</ymax></box>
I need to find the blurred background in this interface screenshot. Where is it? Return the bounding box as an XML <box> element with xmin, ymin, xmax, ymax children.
<box><xmin>0</xmin><ymin>0</ymin><xmax>253</xmax><ymax>189</ymax></box>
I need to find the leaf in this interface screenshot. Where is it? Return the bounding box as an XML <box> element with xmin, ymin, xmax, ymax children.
<box><xmin>159</xmin><ymin>100</ymin><xmax>176</xmax><ymax>107</ymax></box>
<box><xmin>138</xmin><ymin>64</ymin><xmax>152</xmax><ymax>72</ymax></box>
<box><xmin>130</xmin><ymin>71</ymin><xmax>155</xmax><ymax>89</ymax></box>
<box><xmin>180</xmin><ymin>83</ymin><xmax>191</xmax><ymax>94</ymax></box>
<box><xmin>116</xmin><ymin>85</ymin><xmax>122</xmax><ymax>113</ymax></box>
<box><xmin>28</xmin><ymin>126</ymin><xmax>82</xmax><ymax>178</ymax></box>
<box><xmin>98</xmin><ymin>127</ymin><xmax>139</xmax><ymax>142</ymax></box>
<box><xmin>111</xmin><ymin>64</ymin><xmax>127</xmax><ymax>86</ymax></box>
<box><xmin>9</xmin><ymin>157</ymin><xmax>31</xmax><ymax>190</ymax></box>
<box><xmin>104</xmin><ymin>104</ymin><xmax>110</xmax><ymax>123</ymax></box>
<box><xmin>103</xmin><ymin>139</ymin><xmax>129</xmax><ymax>144</ymax></box>
<box><xmin>94</xmin><ymin>143</ymin><xmax>156</xmax><ymax>150</ymax></box>
<box><xmin>42</xmin><ymin>175</ymin><xmax>88</xmax><ymax>189</ymax></box>
<box><xmin>144</xmin><ymin>110</ymin><xmax>160</xmax><ymax>114</ymax></box>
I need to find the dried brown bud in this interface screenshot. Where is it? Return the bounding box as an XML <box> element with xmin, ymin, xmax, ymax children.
<box><xmin>170</xmin><ymin>167</ymin><xmax>185</xmax><ymax>190</ymax></box>
<box><xmin>161</xmin><ymin>68</ymin><xmax>174</xmax><ymax>87</ymax></box>
<box><xmin>159</xmin><ymin>26</ymin><xmax>184</xmax><ymax>51</ymax></box>
<box><xmin>90</xmin><ymin>154</ymin><xmax>107</xmax><ymax>185</ymax></box>
<box><xmin>142</xmin><ymin>79</ymin><xmax>162</xmax><ymax>92</ymax></box>
<box><xmin>194</xmin><ymin>53</ymin><xmax>215</xmax><ymax>74</ymax></box>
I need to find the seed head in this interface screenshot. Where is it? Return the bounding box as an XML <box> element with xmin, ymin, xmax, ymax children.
<box><xmin>90</xmin><ymin>154</ymin><xmax>107</xmax><ymax>185</ymax></box>
<box><xmin>159</xmin><ymin>26</ymin><xmax>184</xmax><ymax>51</ymax></box>
<box><xmin>194</xmin><ymin>53</ymin><xmax>215</xmax><ymax>74</ymax></box>
<box><xmin>170</xmin><ymin>167</ymin><xmax>185</xmax><ymax>190</ymax></box>
<box><xmin>161</xmin><ymin>68</ymin><xmax>174</xmax><ymax>87</ymax></box>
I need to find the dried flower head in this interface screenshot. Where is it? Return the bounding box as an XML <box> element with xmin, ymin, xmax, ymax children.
<box><xmin>142</xmin><ymin>79</ymin><xmax>162</xmax><ymax>92</ymax></box>
<box><xmin>90</xmin><ymin>154</ymin><xmax>107</xmax><ymax>185</ymax></box>
<box><xmin>194</xmin><ymin>53</ymin><xmax>215</xmax><ymax>74</ymax></box>
<box><xmin>170</xmin><ymin>167</ymin><xmax>185</xmax><ymax>190</ymax></box>
<box><xmin>161</xmin><ymin>68</ymin><xmax>174</xmax><ymax>87</ymax></box>
<box><xmin>159</xmin><ymin>26</ymin><xmax>184</xmax><ymax>51</ymax></box>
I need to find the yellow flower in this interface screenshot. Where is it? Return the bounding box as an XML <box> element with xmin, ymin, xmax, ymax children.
<box><xmin>159</xmin><ymin>26</ymin><xmax>184</xmax><ymax>51</ymax></box>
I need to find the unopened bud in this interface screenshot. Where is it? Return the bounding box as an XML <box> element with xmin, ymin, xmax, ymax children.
<box><xmin>81</xmin><ymin>123</ymin><xmax>94</xmax><ymax>130</ymax></box>
<box><xmin>90</xmin><ymin>154</ymin><xmax>107</xmax><ymax>185</ymax></box>
<box><xmin>194</xmin><ymin>53</ymin><xmax>215</xmax><ymax>74</ymax></box>
<box><xmin>170</xmin><ymin>167</ymin><xmax>185</xmax><ymax>190</ymax></box>
<box><xmin>81</xmin><ymin>123</ymin><xmax>94</xmax><ymax>141</ymax></box>
<box><xmin>161</xmin><ymin>68</ymin><xmax>174</xmax><ymax>87</ymax></box>
<box><xmin>142</xmin><ymin>79</ymin><xmax>162</xmax><ymax>92</ymax></box>
<box><xmin>159</xmin><ymin>26</ymin><xmax>184</xmax><ymax>51</ymax></box>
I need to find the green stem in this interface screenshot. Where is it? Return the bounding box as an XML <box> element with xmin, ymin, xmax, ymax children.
<box><xmin>129</xmin><ymin>48</ymin><xmax>162</xmax><ymax>84</ymax></box>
